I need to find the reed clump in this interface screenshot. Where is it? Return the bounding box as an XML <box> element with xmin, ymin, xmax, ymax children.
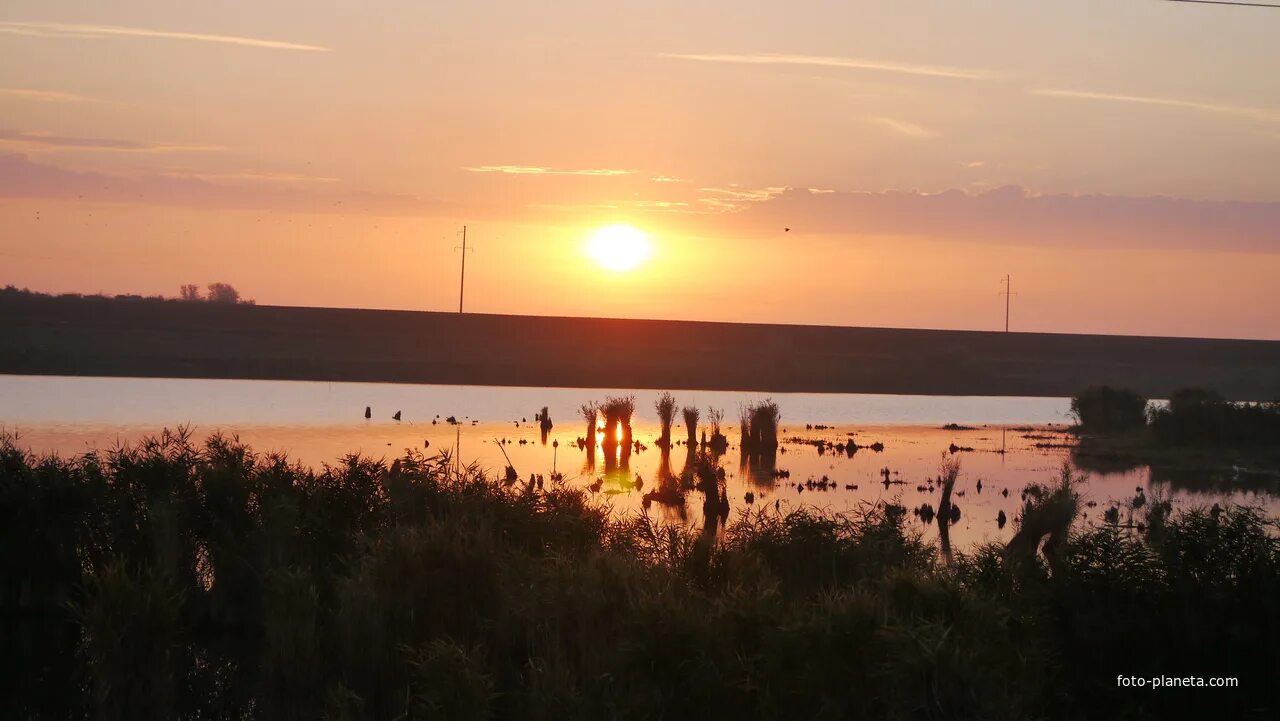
<box><xmin>706</xmin><ymin>407</ymin><xmax>728</xmax><ymax>454</ymax></box>
<box><xmin>600</xmin><ymin>396</ymin><xmax>635</xmax><ymax>448</ymax></box>
<box><xmin>580</xmin><ymin>401</ymin><xmax>598</xmax><ymax>461</ymax></box>
<box><xmin>1005</xmin><ymin>465</ymin><xmax>1081</xmax><ymax>573</ymax></box>
<box><xmin>538</xmin><ymin>406</ymin><xmax>553</xmax><ymax>444</ymax></box>
<box><xmin>655</xmin><ymin>393</ymin><xmax>677</xmax><ymax>449</ymax></box>
<box><xmin>599</xmin><ymin>396</ymin><xmax>636</xmax><ymax>468</ymax></box>
<box><xmin>739</xmin><ymin>400</ymin><xmax>781</xmax><ymax>457</ymax></box>
<box><xmin>682</xmin><ymin>406</ymin><xmax>700</xmax><ymax>447</ymax></box>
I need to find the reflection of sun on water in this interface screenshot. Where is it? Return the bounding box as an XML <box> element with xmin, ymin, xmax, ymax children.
<box><xmin>587</xmin><ymin>224</ymin><xmax>651</xmax><ymax>271</ymax></box>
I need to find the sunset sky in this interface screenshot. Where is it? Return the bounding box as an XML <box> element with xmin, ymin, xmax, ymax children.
<box><xmin>2</xmin><ymin>1</ymin><xmax>1278</xmax><ymax>339</ymax></box>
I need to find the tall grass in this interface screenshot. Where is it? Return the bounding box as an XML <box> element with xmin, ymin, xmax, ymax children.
<box><xmin>538</xmin><ymin>406</ymin><xmax>553</xmax><ymax>444</ymax></box>
<box><xmin>1</xmin><ymin>431</ymin><xmax>1277</xmax><ymax>720</ymax></box>
<box><xmin>739</xmin><ymin>400</ymin><xmax>781</xmax><ymax>457</ymax></box>
<box><xmin>706</xmin><ymin>407</ymin><xmax>728</xmax><ymax>454</ymax></box>
<box><xmin>600</xmin><ymin>396</ymin><xmax>636</xmax><ymax>468</ymax></box>
<box><xmin>579</xmin><ymin>402</ymin><xmax>598</xmax><ymax>469</ymax></box>
<box><xmin>682</xmin><ymin>406</ymin><xmax>699</xmax><ymax>446</ymax></box>
<box><xmin>600</xmin><ymin>396</ymin><xmax>632</xmax><ymax>443</ymax></box>
<box><xmin>1006</xmin><ymin>465</ymin><xmax>1081</xmax><ymax>574</ymax></box>
<box><xmin>655</xmin><ymin>393</ymin><xmax>677</xmax><ymax>449</ymax></box>
<box><xmin>936</xmin><ymin>457</ymin><xmax>960</xmax><ymax>563</ymax></box>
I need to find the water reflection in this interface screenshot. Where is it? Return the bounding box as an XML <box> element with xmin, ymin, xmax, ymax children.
<box><xmin>740</xmin><ymin>401</ymin><xmax>781</xmax><ymax>488</ymax></box>
<box><xmin>580</xmin><ymin>402</ymin><xmax>598</xmax><ymax>472</ymax></box>
<box><xmin>5</xmin><ymin>377</ymin><xmax>1276</xmax><ymax>548</ymax></box>
<box><xmin>1149</xmin><ymin>464</ymin><xmax>1280</xmax><ymax>496</ymax></box>
<box><xmin>537</xmin><ymin>406</ymin><xmax>553</xmax><ymax>445</ymax></box>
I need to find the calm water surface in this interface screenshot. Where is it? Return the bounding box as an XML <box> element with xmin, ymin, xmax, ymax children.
<box><xmin>2</xmin><ymin>375</ymin><xmax>1272</xmax><ymax>547</ymax></box>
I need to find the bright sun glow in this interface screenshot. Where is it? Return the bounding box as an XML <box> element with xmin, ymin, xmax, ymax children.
<box><xmin>587</xmin><ymin>224</ymin><xmax>652</xmax><ymax>272</ymax></box>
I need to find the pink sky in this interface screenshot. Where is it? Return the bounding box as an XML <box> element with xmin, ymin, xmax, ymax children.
<box><xmin>2</xmin><ymin>1</ymin><xmax>1279</xmax><ymax>339</ymax></box>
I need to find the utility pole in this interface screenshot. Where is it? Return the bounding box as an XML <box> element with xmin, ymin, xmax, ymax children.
<box><xmin>999</xmin><ymin>274</ymin><xmax>1017</xmax><ymax>333</ymax></box>
<box><xmin>454</xmin><ymin>225</ymin><xmax>473</xmax><ymax>313</ymax></box>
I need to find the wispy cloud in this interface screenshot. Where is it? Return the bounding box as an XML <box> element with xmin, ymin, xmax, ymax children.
<box><xmin>661</xmin><ymin>52</ymin><xmax>993</xmax><ymax>80</ymax></box>
<box><xmin>464</xmin><ymin>165</ymin><xmax>632</xmax><ymax>176</ymax></box>
<box><xmin>699</xmin><ymin>198</ymin><xmax>740</xmax><ymax>210</ymax></box>
<box><xmin>727</xmin><ymin>185</ymin><xmax>1280</xmax><ymax>253</ymax></box>
<box><xmin>530</xmin><ymin>199</ymin><xmax>703</xmax><ymax>214</ymax></box>
<box><xmin>871</xmin><ymin>117</ymin><xmax>937</xmax><ymax>139</ymax></box>
<box><xmin>695</xmin><ymin>185</ymin><xmax>789</xmax><ymax>213</ymax></box>
<box><xmin>1032</xmin><ymin>88</ymin><xmax>1280</xmax><ymax>123</ymax></box>
<box><xmin>0</xmin><ymin>88</ymin><xmax>98</xmax><ymax>103</ymax></box>
<box><xmin>625</xmin><ymin>200</ymin><xmax>690</xmax><ymax>210</ymax></box>
<box><xmin>0</xmin><ymin>129</ymin><xmax>222</xmax><ymax>153</ymax></box>
<box><xmin>156</xmin><ymin>168</ymin><xmax>340</xmax><ymax>184</ymax></box>
<box><xmin>0</xmin><ymin>153</ymin><xmax>448</xmax><ymax>215</ymax></box>
<box><xmin>0</xmin><ymin>21</ymin><xmax>329</xmax><ymax>51</ymax></box>
<box><xmin>650</xmin><ymin>175</ymin><xmax>683</xmax><ymax>183</ymax></box>
<box><xmin>0</xmin><ymin>26</ymin><xmax>102</xmax><ymax>40</ymax></box>
<box><xmin>698</xmin><ymin>186</ymin><xmax>788</xmax><ymax>202</ymax></box>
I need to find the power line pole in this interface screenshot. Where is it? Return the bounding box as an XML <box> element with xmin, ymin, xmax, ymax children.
<box><xmin>999</xmin><ymin>274</ymin><xmax>1017</xmax><ymax>333</ymax></box>
<box><xmin>454</xmin><ymin>225</ymin><xmax>473</xmax><ymax>313</ymax></box>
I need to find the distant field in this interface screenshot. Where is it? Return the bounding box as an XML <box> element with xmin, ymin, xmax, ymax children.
<box><xmin>3</xmin><ymin>295</ymin><xmax>1278</xmax><ymax>400</ymax></box>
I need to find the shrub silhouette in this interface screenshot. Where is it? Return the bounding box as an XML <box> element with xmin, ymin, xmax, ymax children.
<box><xmin>1149</xmin><ymin>387</ymin><xmax>1280</xmax><ymax>447</ymax></box>
<box><xmin>206</xmin><ymin>282</ymin><xmax>242</xmax><ymax>304</ymax></box>
<box><xmin>1070</xmin><ymin>385</ymin><xmax>1148</xmax><ymax>432</ymax></box>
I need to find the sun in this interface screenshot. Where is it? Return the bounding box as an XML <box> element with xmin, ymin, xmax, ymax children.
<box><xmin>587</xmin><ymin>224</ymin><xmax>652</xmax><ymax>272</ymax></box>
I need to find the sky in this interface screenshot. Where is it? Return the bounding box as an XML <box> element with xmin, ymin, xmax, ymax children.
<box><xmin>2</xmin><ymin>0</ymin><xmax>1278</xmax><ymax>339</ymax></box>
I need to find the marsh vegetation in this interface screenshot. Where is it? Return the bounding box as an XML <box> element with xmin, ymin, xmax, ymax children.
<box><xmin>1070</xmin><ymin>386</ymin><xmax>1280</xmax><ymax>488</ymax></box>
<box><xmin>2</xmin><ymin>429</ymin><xmax>1276</xmax><ymax>720</ymax></box>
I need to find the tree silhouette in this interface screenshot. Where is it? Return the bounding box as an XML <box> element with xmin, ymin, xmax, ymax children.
<box><xmin>179</xmin><ymin>284</ymin><xmax>202</xmax><ymax>302</ymax></box>
<box><xmin>206</xmin><ymin>283</ymin><xmax>242</xmax><ymax>304</ymax></box>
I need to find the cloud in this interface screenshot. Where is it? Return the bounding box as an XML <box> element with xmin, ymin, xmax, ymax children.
<box><xmin>1032</xmin><ymin>88</ymin><xmax>1280</xmax><ymax>123</ymax></box>
<box><xmin>728</xmin><ymin>186</ymin><xmax>1280</xmax><ymax>253</ymax></box>
<box><xmin>0</xmin><ymin>153</ymin><xmax>449</xmax><ymax>216</ymax></box>
<box><xmin>464</xmin><ymin>165</ymin><xmax>632</xmax><ymax>176</ymax></box>
<box><xmin>0</xmin><ymin>129</ymin><xmax>222</xmax><ymax>153</ymax></box>
<box><xmin>0</xmin><ymin>21</ymin><xmax>329</xmax><ymax>51</ymax></box>
<box><xmin>529</xmin><ymin>199</ymin><xmax>708</xmax><ymax>216</ymax></box>
<box><xmin>699</xmin><ymin>186</ymin><xmax>788</xmax><ymax>201</ymax></box>
<box><xmin>660</xmin><ymin>52</ymin><xmax>993</xmax><ymax>80</ymax></box>
<box><xmin>698</xmin><ymin>198</ymin><xmax>740</xmax><ymax>210</ymax></box>
<box><xmin>626</xmin><ymin>200</ymin><xmax>689</xmax><ymax>209</ymax></box>
<box><xmin>156</xmin><ymin>168</ymin><xmax>341</xmax><ymax>184</ymax></box>
<box><xmin>698</xmin><ymin>186</ymin><xmax>788</xmax><ymax>203</ymax></box>
<box><xmin>0</xmin><ymin>88</ymin><xmax>97</xmax><ymax>103</ymax></box>
<box><xmin>693</xmin><ymin>186</ymin><xmax>789</xmax><ymax>212</ymax></box>
<box><xmin>872</xmin><ymin>117</ymin><xmax>937</xmax><ymax>139</ymax></box>
<box><xmin>650</xmin><ymin>175</ymin><xmax>683</xmax><ymax>183</ymax></box>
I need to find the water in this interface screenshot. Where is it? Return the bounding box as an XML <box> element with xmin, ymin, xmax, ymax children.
<box><xmin>2</xmin><ymin>375</ymin><xmax>1272</xmax><ymax>547</ymax></box>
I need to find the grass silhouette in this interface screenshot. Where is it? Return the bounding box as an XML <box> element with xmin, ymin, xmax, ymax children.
<box><xmin>1</xmin><ymin>430</ymin><xmax>1276</xmax><ymax>719</ymax></box>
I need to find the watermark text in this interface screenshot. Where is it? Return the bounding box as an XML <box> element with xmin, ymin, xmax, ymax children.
<box><xmin>1116</xmin><ymin>675</ymin><xmax>1238</xmax><ymax>689</ymax></box>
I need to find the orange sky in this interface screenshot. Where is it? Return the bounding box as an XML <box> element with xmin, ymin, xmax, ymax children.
<box><xmin>2</xmin><ymin>1</ymin><xmax>1279</xmax><ymax>339</ymax></box>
